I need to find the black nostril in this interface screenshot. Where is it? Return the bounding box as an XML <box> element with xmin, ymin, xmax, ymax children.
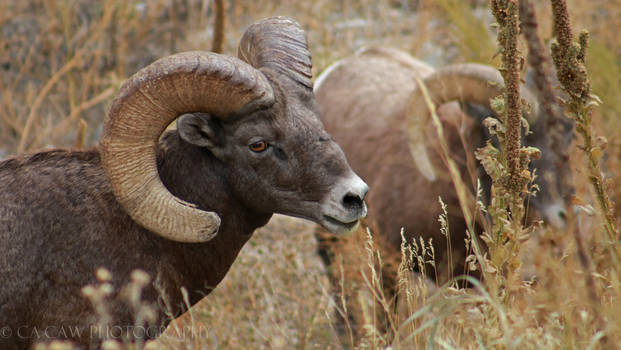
<box><xmin>343</xmin><ymin>193</ymin><xmax>363</xmax><ymax>209</ymax></box>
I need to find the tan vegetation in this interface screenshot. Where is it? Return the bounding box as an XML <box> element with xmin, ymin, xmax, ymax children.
<box><xmin>3</xmin><ymin>0</ymin><xmax>620</xmax><ymax>349</ymax></box>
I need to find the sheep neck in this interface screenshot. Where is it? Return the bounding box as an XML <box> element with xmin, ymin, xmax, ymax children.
<box><xmin>154</xmin><ymin>132</ymin><xmax>272</xmax><ymax>312</ymax></box>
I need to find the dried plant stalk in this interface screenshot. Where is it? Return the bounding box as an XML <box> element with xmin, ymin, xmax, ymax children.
<box><xmin>481</xmin><ymin>0</ymin><xmax>537</xmax><ymax>303</ymax></box>
<box><xmin>549</xmin><ymin>0</ymin><xmax>618</xmax><ymax>242</ymax></box>
<box><xmin>518</xmin><ymin>0</ymin><xmax>567</xmax><ymax>161</ymax></box>
<box><xmin>520</xmin><ymin>1</ymin><xmax>610</xmax><ymax>346</ymax></box>
<box><xmin>491</xmin><ymin>0</ymin><xmax>522</xmax><ymax>189</ymax></box>
<box><xmin>212</xmin><ymin>0</ymin><xmax>225</xmax><ymax>53</ymax></box>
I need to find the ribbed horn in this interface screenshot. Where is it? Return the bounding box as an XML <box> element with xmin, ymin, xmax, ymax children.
<box><xmin>406</xmin><ymin>63</ymin><xmax>539</xmax><ymax>182</ymax></box>
<box><xmin>238</xmin><ymin>16</ymin><xmax>313</xmax><ymax>89</ymax></box>
<box><xmin>100</xmin><ymin>51</ymin><xmax>274</xmax><ymax>243</ymax></box>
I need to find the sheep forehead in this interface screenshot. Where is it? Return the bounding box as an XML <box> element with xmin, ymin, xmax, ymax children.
<box><xmin>231</xmin><ymin>101</ymin><xmax>326</xmax><ymax>146</ymax></box>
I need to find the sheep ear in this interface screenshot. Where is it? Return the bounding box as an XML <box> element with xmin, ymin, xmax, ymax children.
<box><xmin>177</xmin><ymin>113</ymin><xmax>222</xmax><ymax>148</ymax></box>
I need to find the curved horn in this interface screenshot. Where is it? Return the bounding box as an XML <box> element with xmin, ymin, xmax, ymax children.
<box><xmin>406</xmin><ymin>63</ymin><xmax>539</xmax><ymax>181</ymax></box>
<box><xmin>238</xmin><ymin>16</ymin><xmax>313</xmax><ymax>89</ymax></box>
<box><xmin>100</xmin><ymin>51</ymin><xmax>274</xmax><ymax>243</ymax></box>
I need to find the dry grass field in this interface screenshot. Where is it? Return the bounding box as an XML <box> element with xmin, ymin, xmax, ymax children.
<box><xmin>2</xmin><ymin>0</ymin><xmax>621</xmax><ymax>349</ymax></box>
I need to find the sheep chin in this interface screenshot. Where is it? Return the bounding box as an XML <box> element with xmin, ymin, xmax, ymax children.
<box><xmin>321</xmin><ymin>215</ymin><xmax>362</xmax><ymax>236</ymax></box>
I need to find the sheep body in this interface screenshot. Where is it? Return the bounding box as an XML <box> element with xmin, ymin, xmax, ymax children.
<box><xmin>0</xmin><ymin>18</ymin><xmax>369</xmax><ymax>349</ymax></box>
<box><xmin>316</xmin><ymin>47</ymin><xmax>483</xmax><ymax>274</ymax></box>
<box><xmin>0</xmin><ymin>139</ymin><xmax>263</xmax><ymax>348</ymax></box>
<box><xmin>314</xmin><ymin>46</ymin><xmax>573</xmax><ymax>343</ymax></box>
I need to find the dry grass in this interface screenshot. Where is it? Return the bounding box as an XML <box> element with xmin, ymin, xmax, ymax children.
<box><xmin>3</xmin><ymin>0</ymin><xmax>621</xmax><ymax>349</ymax></box>
<box><xmin>150</xmin><ymin>215</ymin><xmax>340</xmax><ymax>350</ymax></box>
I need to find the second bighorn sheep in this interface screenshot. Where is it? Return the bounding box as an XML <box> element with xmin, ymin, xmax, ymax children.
<box><xmin>314</xmin><ymin>46</ymin><xmax>574</xmax><ymax>284</ymax></box>
<box><xmin>313</xmin><ymin>46</ymin><xmax>574</xmax><ymax>344</ymax></box>
<box><xmin>0</xmin><ymin>17</ymin><xmax>368</xmax><ymax>349</ymax></box>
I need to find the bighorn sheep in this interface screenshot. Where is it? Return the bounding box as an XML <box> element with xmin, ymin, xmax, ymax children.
<box><xmin>0</xmin><ymin>17</ymin><xmax>368</xmax><ymax>349</ymax></box>
<box><xmin>313</xmin><ymin>46</ymin><xmax>573</xmax><ymax>339</ymax></box>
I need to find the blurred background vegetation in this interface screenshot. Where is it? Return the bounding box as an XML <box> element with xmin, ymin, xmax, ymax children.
<box><xmin>2</xmin><ymin>0</ymin><xmax>620</xmax><ymax>349</ymax></box>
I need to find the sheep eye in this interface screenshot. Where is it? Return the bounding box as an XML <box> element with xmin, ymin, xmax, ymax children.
<box><xmin>249</xmin><ymin>140</ymin><xmax>268</xmax><ymax>153</ymax></box>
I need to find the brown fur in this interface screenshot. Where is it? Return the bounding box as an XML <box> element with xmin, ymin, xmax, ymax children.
<box><xmin>315</xmin><ymin>48</ymin><xmax>484</xmax><ymax>281</ymax></box>
<box><xmin>313</xmin><ymin>47</ymin><xmax>574</xmax><ymax>344</ymax></box>
<box><xmin>0</xmin><ymin>67</ymin><xmax>362</xmax><ymax>349</ymax></box>
<box><xmin>0</xmin><ymin>142</ymin><xmax>262</xmax><ymax>349</ymax></box>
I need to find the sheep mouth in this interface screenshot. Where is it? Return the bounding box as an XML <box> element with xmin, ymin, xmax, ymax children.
<box><xmin>322</xmin><ymin>215</ymin><xmax>361</xmax><ymax>235</ymax></box>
